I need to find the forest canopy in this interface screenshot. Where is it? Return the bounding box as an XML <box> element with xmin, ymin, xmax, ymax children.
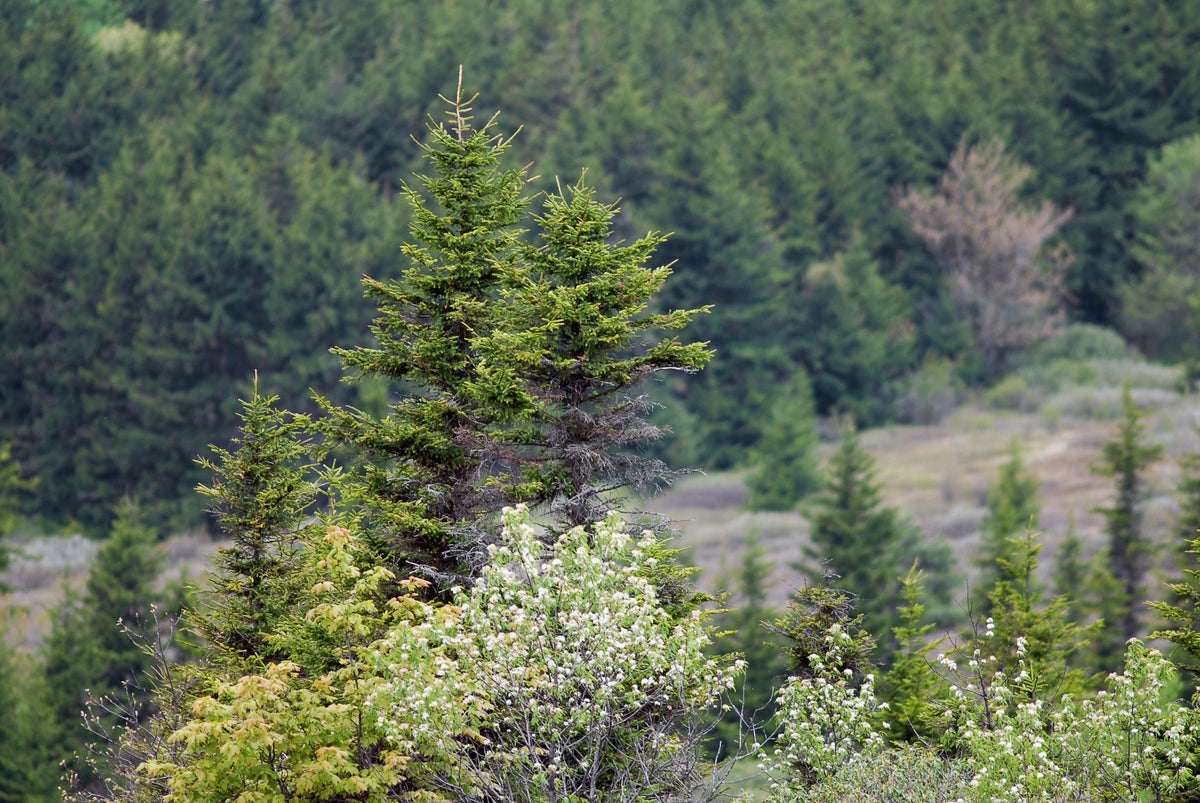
<box><xmin>3</xmin><ymin>0</ymin><xmax>1200</xmax><ymax>532</ymax></box>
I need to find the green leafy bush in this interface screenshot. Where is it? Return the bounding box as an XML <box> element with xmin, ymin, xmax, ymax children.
<box><xmin>892</xmin><ymin>358</ymin><xmax>966</xmax><ymax>425</ymax></box>
<box><xmin>981</xmin><ymin>374</ymin><xmax>1042</xmax><ymax>412</ymax></box>
<box><xmin>1027</xmin><ymin>323</ymin><xmax>1133</xmax><ymax>366</ymax></box>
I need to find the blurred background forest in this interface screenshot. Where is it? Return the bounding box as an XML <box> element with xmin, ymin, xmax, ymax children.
<box><xmin>4</xmin><ymin>0</ymin><xmax>1200</xmax><ymax>798</ymax></box>
<box><xmin>5</xmin><ymin>0</ymin><xmax>1200</xmax><ymax>533</ymax></box>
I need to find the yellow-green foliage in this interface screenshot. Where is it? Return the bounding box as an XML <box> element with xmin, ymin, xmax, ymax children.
<box><xmin>140</xmin><ymin>525</ymin><xmax>416</xmax><ymax>802</ymax></box>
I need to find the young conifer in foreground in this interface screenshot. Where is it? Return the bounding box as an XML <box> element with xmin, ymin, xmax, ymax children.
<box><xmin>192</xmin><ymin>379</ymin><xmax>320</xmax><ymax>666</ymax></box>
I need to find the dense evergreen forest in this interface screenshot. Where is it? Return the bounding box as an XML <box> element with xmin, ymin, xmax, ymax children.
<box><xmin>5</xmin><ymin>1</ymin><xmax>1200</xmax><ymax>800</ymax></box>
<box><xmin>5</xmin><ymin>0</ymin><xmax>1200</xmax><ymax>531</ymax></box>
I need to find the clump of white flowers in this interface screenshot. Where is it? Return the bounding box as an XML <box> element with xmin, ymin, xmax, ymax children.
<box><xmin>958</xmin><ymin>640</ymin><xmax>1198</xmax><ymax>802</ymax></box>
<box><xmin>367</xmin><ymin>505</ymin><xmax>740</xmax><ymax>802</ymax></box>
<box><xmin>766</xmin><ymin>621</ymin><xmax>887</xmax><ymax>788</ymax></box>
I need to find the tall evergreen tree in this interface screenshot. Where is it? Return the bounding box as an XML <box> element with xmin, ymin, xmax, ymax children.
<box><xmin>491</xmin><ymin>173</ymin><xmax>712</xmax><ymax>530</ymax></box>
<box><xmin>316</xmin><ymin>78</ymin><xmax>531</xmax><ymax>584</ymax></box>
<box><xmin>1091</xmin><ymin>385</ymin><xmax>1163</xmax><ymax>667</ymax></box>
<box><xmin>1051</xmin><ymin>0</ymin><xmax>1200</xmax><ymax>322</ymax></box>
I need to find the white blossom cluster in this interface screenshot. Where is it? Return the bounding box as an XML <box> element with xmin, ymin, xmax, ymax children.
<box><xmin>954</xmin><ymin>640</ymin><xmax>1199</xmax><ymax>802</ymax></box>
<box><xmin>366</xmin><ymin>505</ymin><xmax>740</xmax><ymax>799</ymax></box>
<box><xmin>766</xmin><ymin>622</ymin><xmax>887</xmax><ymax>788</ymax></box>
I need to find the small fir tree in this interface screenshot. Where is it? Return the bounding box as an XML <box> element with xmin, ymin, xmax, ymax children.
<box><xmin>45</xmin><ymin>498</ymin><xmax>164</xmax><ymax>793</ymax></box>
<box><xmin>766</xmin><ymin>578</ymin><xmax>884</xmax><ymax>787</ymax></box>
<box><xmin>1149</xmin><ymin>439</ymin><xmax>1200</xmax><ymax>674</ymax></box>
<box><xmin>192</xmin><ymin>379</ymin><xmax>321</xmax><ymax>665</ymax></box>
<box><xmin>803</xmin><ymin>421</ymin><xmax>954</xmax><ymax>654</ymax></box>
<box><xmin>984</xmin><ymin>529</ymin><xmax>1091</xmax><ymax>706</ymax></box>
<box><xmin>1091</xmin><ymin>385</ymin><xmax>1163</xmax><ymax>665</ymax></box>
<box><xmin>771</xmin><ymin>576</ymin><xmax>876</xmax><ymax>680</ymax></box>
<box><xmin>82</xmin><ymin>498</ymin><xmax>165</xmax><ymax>695</ymax></box>
<box><xmin>1150</xmin><ymin>534</ymin><xmax>1200</xmax><ymax>677</ymax></box>
<box><xmin>879</xmin><ymin>563</ymin><xmax>949</xmax><ymax>745</ymax></box>
<box><xmin>975</xmin><ymin>440</ymin><xmax>1040</xmax><ymax>607</ymax></box>
<box><xmin>745</xmin><ymin>371</ymin><xmax>820</xmax><ymax>512</ymax></box>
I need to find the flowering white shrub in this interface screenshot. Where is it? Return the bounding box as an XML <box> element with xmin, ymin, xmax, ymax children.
<box><xmin>767</xmin><ymin>613</ymin><xmax>1200</xmax><ymax>803</ymax></box>
<box><xmin>367</xmin><ymin>505</ymin><xmax>741</xmax><ymax>803</ymax></box>
<box><xmin>767</xmin><ymin>621</ymin><xmax>887</xmax><ymax>788</ymax></box>
<box><xmin>955</xmin><ymin>640</ymin><xmax>1198</xmax><ymax>802</ymax></box>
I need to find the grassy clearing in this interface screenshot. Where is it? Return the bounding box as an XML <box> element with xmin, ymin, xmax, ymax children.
<box><xmin>659</xmin><ymin>390</ymin><xmax>1192</xmax><ymax>610</ymax></box>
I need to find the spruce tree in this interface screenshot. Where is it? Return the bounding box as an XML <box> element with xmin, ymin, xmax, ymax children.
<box><xmin>489</xmin><ymin>172</ymin><xmax>712</xmax><ymax>530</ymax></box>
<box><xmin>803</xmin><ymin>421</ymin><xmax>953</xmax><ymax>653</ymax></box>
<box><xmin>880</xmin><ymin>563</ymin><xmax>948</xmax><ymax>744</ymax></box>
<box><xmin>192</xmin><ymin>380</ymin><xmax>320</xmax><ymax>665</ymax></box>
<box><xmin>1150</xmin><ymin>440</ymin><xmax>1200</xmax><ymax>675</ymax></box>
<box><xmin>44</xmin><ymin>498</ymin><xmax>164</xmax><ymax>792</ymax></box>
<box><xmin>772</xmin><ymin>576</ymin><xmax>876</xmax><ymax>681</ymax></box>
<box><xmin>1091</xmin><ymin>385</ymin><xmax>1162</xmax><ymax>666</ymax></box>
<box><xmin>984</xmin><ymin>529</ymin><xmax>1090</xmax><ymax>706</ymax></box>
<box><xmin>316</xmin><ymin>77</ymin><xmax>532</xmax><ymax>584</ymax></box>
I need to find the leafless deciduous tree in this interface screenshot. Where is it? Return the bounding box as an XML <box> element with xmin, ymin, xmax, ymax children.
<box><xmin>897</xmin><ymin>139</ymin><xmax>1073</xmax><ymax>376</ymax></box>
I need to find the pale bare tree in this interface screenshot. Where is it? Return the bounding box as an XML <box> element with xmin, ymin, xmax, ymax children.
<box><xmin>897</xmin><ymin>138</ymin><xmax>1073</xmax><ymax>376</ymax></box>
